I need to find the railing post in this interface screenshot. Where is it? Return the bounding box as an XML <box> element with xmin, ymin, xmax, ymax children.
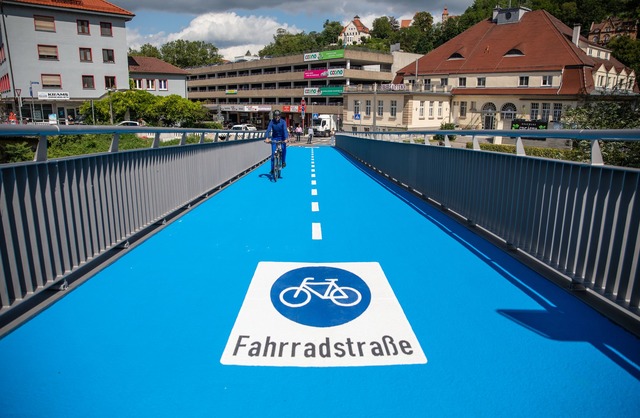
<box><xmin>199</xmin><ymin>132</ymin><xmax>205</xmax><ymax>144</ymax></box>
<box><xmin>152</xmin><ymin>132</ymin><xmax>160</xmax><ymax>148</ymax></box>
<box><xmin>180</xmin><ymin>132</ymin><xmax>187</xmax><ymax>146</ymax></box>
<box><xmin>109</xmin><ymin>133</ymin><xmax>120</xmax><ymax>153</ymax></box>
<box><xmin>472</xmin><ymin>135</ymin><xmax>481</xmax><ymax>150</ymax></box>
<box><xmin>516</xmin><ymin>136</ymin><xmax>526</xmax><ymax>156</ymax></box>
<box><xmin>591</xmin><ymin>140</ymin><xmax>604</xmax><ymax>165</ymax></box>
<box><xmin>34</xmin><ymin>134</ymin><xmax>48</xmax><ymax>162</ymax></box>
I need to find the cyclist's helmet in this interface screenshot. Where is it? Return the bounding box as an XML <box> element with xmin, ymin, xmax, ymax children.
<box><xmin>273</xmin><ymin>110</ymin><xmax>281</xmax><ymax>118</ymax></box>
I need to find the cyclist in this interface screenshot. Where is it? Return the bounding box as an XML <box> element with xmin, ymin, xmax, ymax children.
<box><xmin>264</xmin><ymin>110</ymin><xmax>289</xmax><ymax>175</ymax></box>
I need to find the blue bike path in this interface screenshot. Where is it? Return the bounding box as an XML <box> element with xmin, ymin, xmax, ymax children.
<box><xmin>0</xmin><ymin>145</ymin><xmax>639</xmax><ymax>417</ymax></box>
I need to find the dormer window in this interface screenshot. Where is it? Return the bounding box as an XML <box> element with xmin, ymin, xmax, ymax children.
<box><xmin>448</xmin><ymin>52</ymin><xmax>464</xmax><ymax>60</ymax></box>
<box><xmin>505</xmin><ymin>48</ymin><xmax>524</xmax><ymax>56</ymax></box>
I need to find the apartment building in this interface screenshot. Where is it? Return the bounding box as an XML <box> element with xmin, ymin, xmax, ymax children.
<box><xmin>0</xmin><ymin>0</ymin><xmax>133</xmax><ymax>122</ymax></box>
<box><xmin>342</xmin><ymin>7</ymin><xmax>639</xmax><ymax>140</ymax></box>
<box><xmin>187</xmin><ymin>49</ymin><xmax>420</xmax><ymax>129</ymax></box>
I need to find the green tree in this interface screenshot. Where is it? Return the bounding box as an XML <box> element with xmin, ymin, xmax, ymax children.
<box><xmin>259</xmin><ymin>28</ymin><xmax>319</xmax><ymax>57</ymax></box>
<box><xmin>129</xmin><ymin>43</ymin><xmax>162</xmax><ymax>59</ymax></box>
<box><xmin>160</xmin><ymin>40</ymin><xmax>223</xmax><ymax>68</ymax></box>
<box><xmin>370</xmin><ymin>16</ymin><xmax>397</xmax><ymax>40</ymax></box>
<box><xmin>148</xmin><ymin>94</ymin><xmax>209</xmax><ymax>127</ymax></box>
<box><xmin>607</xmin><ymin>36</ymin><xmax>640</xmax><ymax>76</ymax></box>
<box><xmin>318</xmin><ymin>20</ymin><xmax>343</xmax><ymax>46</ymax></box>
<box><xmin>562</xmin><ymin>101</ymin><xmax>640</xmax><ymax>167</ymax></box>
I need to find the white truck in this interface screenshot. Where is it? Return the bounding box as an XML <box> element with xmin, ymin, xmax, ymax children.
<box><xmin>312</xmin><ymin>114</ymin><xmax>337</xmax><ymax>137</ymax></box>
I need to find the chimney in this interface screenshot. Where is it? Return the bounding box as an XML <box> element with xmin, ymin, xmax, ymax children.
<box><xmin>572</xmin><ymin>24</ymin><xmax>581</xmax><ymax>46</ymax></box>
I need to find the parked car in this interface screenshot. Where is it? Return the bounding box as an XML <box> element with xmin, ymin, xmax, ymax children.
<box><xmin>231</xmin><ymin>124</ymin><xmax>257</xmax><ymax>130</ymax></box>
<box><xmin>117</xmin><ymin>121</ymin><xmax>140</xmax><ymax>126</ymax></box>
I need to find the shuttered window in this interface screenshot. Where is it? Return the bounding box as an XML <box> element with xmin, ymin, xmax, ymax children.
<box><xmin>34</xmin><ymin>15</ymin><xmax>55</xmax><ymax>32</ymax></box>
<box><xmin>42</xmin><ymin>74</ymin><xmax>62</xmax><ymax>88</ymax></box>
<box><xmin>37</xmin><ymin>45</ymin><xmax>58</xmax><ymax>60</ymax></box>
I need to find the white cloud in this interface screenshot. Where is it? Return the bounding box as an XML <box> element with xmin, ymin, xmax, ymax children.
<box><xmin>128</xmin><ymin>12</ymin><xmax>301</xmax><ymax>61</ymax></box>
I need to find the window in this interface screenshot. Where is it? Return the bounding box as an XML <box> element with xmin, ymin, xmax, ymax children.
<box><xmin>501</xmin><ymin>103</ymin><xmax>517</xmax><ymax>120</ymax></box>
<box><xmin>42</xmin><ymin>74</ymin><xmax>61</xmax><ymax>88</ymax></box>
<box><xmin>158</xmin><ymin>79</ymin><xmax>168</xmax><ymax>90</ymax></box>
<box><xmin>460</xmin><ymin>101</ymin><xmax>467</xmax><ymax>117</ymax></box>
<box><xmin>100</xmin><ymin>22</ymin><xmax>112</xmax><ymax>37</ymax></box>
<box><xmin>440</xmin><ymin>78</ymin><xmax>448</xmax><ymax>86</ymax></box>
<box><xmin>37</xmin><ymin>45</ymin><xmax>58</xmax><ymax>60</ymax></box>
<box><xmin>102</xmin><ymin>49</ymin><xmax>115</xmax><ymax>63</ymax></box>
<box><xmin>105</xmin><ymin>76</ymin><xmax>116</xmax><ymax>89</ymax></box>
<box><xmin>34</xmin><ymin>15</ymin><xmax>55</xmax><ymax>32</ymax></box>
<box><xmin>419</xmin><ymin>101</ymin><xmax>425</xmax><ymax>117</ymax></box>
<box><xmin>82</xmin><ymin>75</ymin><xmax>95</xmax><ymax>89</ymax></box>
<box><xmin>146</xmin><ymin>79</ymin><xmax>155</xmax><ymax>90</ymax></box>
<box><xmin>541</xmin><ymin>103</ymin><xmax>551</xmax><ymax>121</ymax></box>
<box><xmin>77</xmin><ymin>20</ymin><xmax>90</xmax><ymax>35</ymax></box>
<box><xmin>428</xmin><ymin>101</ymin><xmax>434</xmax><ymax>117</ymax></box>
<box><xmin>459</xmin><ymin>77</ymin><xmax>466</xmax><ymax>87</ymax></box>
<box><xmin>519</xmin><ymin>76</ymin><xmax>529</xmax><ymax>87</ymax></box>
<box><xmin>365</xmin><ymin>100</ymin><xmax>371</xmax><ymax>116</ymax></box>
<box><xmin>79</xmin><ymin>48</ymin><xmax>92</xmax><ymax>62</ymax></box>
<box><xmin>505</xmin><ymin>49</ymin><xmax>524</xmax><ymax>56</ymax></box>
<box><xmin>477</xmin><ymin>77</ymin><xmax>486</xmax><ymax>87</ymax></box>
<box><xmin>354</xmin><ymin>100</ymin><xmax>360</xmax><ymax>115</ymax></box>
<box><xmin>377</xmin><ymin>100</ymin><xmax>383</xmax><ymax>117</ymax></box>
<box><xmin>530</xmin><ymin>103</ymin><xmax>539</xmax><ymax>120</ymax></box>
<box><xmin>133</xmin><ymin>79</ymin><xmax>143</xmax><ymax>89</ymax></box>
<box><xmin>390</xmin><ymin>100</ymin><xmax>397</xmax><ymax>117</ymax></box>
<box><xmin>424</xmin><ymin>79</ymin><xmax>431</xmax><ymax>90</ymax></box>
<box><xmin>438</xmin><ymin>101</ymin><xmax>443</xmax><ymax>117</ymax></box>
<box><xmin>542</xmin><ymin>75</ymin><xmax>553</xmax><ymax>86</ymax></box>
<box><xmin>553</xmin><ymin>103</ymin><xmax>562</xmax><ymax>121</ymax></box>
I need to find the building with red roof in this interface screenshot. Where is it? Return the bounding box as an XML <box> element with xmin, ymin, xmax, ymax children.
<box><xmin>338</xmin><ymin>15</ymin><xmax>370</xmax><ymax>46</ymax></box>
<box><xmin>128</xmin><ymin>56</ymin><xmax>189</xmax><ymax>98</ymax></box>
<box><xmin>342</xmin><ymin>7</ymin><xmax>638</xmax><ymax>136</ymax></box>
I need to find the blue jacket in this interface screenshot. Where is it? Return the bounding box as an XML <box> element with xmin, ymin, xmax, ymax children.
<box><xmin>266</xmin><ymin>118</ymin><xmax>289</xmax><ymax>141</ymax></box>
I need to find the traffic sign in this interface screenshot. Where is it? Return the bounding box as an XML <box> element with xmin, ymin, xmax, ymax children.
<box><xmin>15</xmin><ymin>89</ymin><xmax>21</xmax><ymax>96</ymax></box>
<box><xmin>354</xmin><ymin>113</ymin><xmax>361</xmax><ymax>120</ymax></box>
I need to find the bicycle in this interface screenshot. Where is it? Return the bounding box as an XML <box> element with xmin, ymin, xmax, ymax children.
<box><xmin>270</xmin><ymin>140</ymin><xmax>285</xmax><ymax>181</ymax></box>
<box><xmin>279</xmin><ymin>277</ymin><xmax>362</xmax><ymax>308</ymax></box>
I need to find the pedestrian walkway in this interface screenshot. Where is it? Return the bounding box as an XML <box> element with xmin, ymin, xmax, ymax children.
<box><xmin>0</xmin><ymin>146</ymin><xmax>638</xmax><ymax>417</ymax></box>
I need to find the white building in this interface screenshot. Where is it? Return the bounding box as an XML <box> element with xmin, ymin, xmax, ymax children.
<box><xmin>128</xmin><ymin>56</ymin><xmax>188</xmax><ymax>99</ymax></box>
<box><xmin>338</xmin><ymin>16</ymin><xmax>370</xmax><ymax>46</ymax></box>
<box><xmin>0</xmin><ymin>0</ymin><xmax>133</xmax><ymax>122</ymax></box>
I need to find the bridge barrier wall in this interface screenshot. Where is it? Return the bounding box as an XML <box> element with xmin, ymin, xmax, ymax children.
<box><xmin>336</xmin><ymin>130</ymin><xmax>640</xmax><ymax>327</ymax></box>
<box><xmin>0</xmin><ymin>126</ymin><xmax>269</xmax><ymax>329</ymax></box>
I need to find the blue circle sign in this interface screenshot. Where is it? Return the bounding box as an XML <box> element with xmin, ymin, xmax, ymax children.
<box><xmin>270</xmin><ymin>266</ymin><xmax>371</xmax><ymax>327</ymax></box>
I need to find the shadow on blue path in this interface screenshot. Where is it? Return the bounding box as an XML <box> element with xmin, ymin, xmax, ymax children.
<box><xmin>335</xmin><ymin>147</ymin><xmax>640</xmax><ymax>380</ymax></box>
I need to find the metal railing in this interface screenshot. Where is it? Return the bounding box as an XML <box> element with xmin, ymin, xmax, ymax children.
<box><xmin>336</xmin><ymin>129</ymin><xmax>640</xmax><ymax>332</ymax></box>
<box><xmin>0</xmin><ymin>125</ymin><xmax>269</xmax><ymax>332</ymax></box>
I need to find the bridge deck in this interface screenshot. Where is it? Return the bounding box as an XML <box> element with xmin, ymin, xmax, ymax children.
<box><xmin>1</xmin><ymin>145</ymin><xmax>638</xmax><ymax>417</ymax></box>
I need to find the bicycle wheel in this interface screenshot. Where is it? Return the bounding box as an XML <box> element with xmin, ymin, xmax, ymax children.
<box><xmin>280</xmin><ymin>287</ymin><xmax>311</xmax><ymax>307</ymax></box>
<box><xmin>330</xmin><ymin>286</ymin><xmax>362</xmax><ymax>307</ymax></box>
<box><xmin>274</xmin><ymin>151</ymin><xmax>281</xmax><ymax>180</ymax></box>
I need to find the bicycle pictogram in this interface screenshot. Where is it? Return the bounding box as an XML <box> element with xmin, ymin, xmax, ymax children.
<box><xmin>279</xmin><ymin>277</ymin><xmax>362</xmax><ymax>308</ymax></box>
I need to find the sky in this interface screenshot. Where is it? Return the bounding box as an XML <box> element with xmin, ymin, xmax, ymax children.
<box><xmin>116</xmin><ymin>0</ymin><xmax>475</xmax><ymax>61</ymax></box>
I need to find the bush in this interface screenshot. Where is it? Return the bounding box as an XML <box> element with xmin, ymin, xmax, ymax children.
<box><xmin>434</xmin><ymin>122</ymin><xmax>457</xmax><ymax>141</ymax></box>
<box><xmin>3</xmin><ymin>142</ymin><xmax>34</xmax><ymax>163</ymax></box>
<box><xmin>465</xmin><ymin>142</ymin><xmax>582</xmax><ymax>162</ymax></box>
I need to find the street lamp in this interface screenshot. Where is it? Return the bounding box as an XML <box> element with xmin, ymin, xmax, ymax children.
<box><xmin>29</xmin><ymin>81</ymin><xmax>39</xmax><ymax>122</ymax></box>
